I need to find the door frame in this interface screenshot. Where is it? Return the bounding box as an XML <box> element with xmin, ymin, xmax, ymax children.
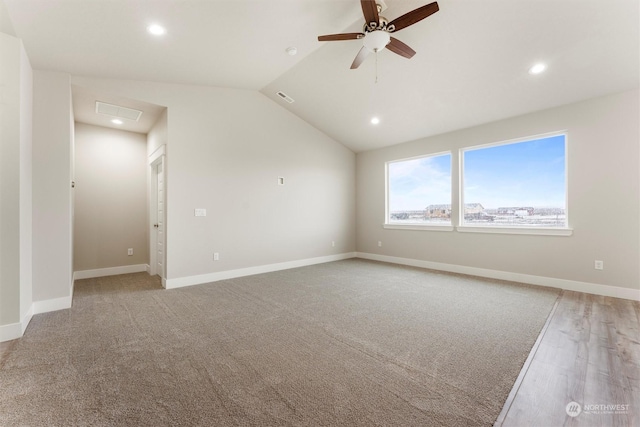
<box><xmin>148</xmin><ymin>145</ymin><xmax>166</xmax><ymax>286</ymax></box>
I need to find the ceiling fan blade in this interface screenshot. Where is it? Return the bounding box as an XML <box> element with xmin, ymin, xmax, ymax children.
<box><xmin>318</xmin><ymin>33</ymin><xmax>364</xmax><ymax>42</ymax></box>
<box><xmin>360</xmin><ymin>0</ymin><xmax>380</xmax><ymax>27</ymax></box>
<box><xmin>350</xmin><ymin>46</ymin><xmax>370</xmax><ymax>69</ymax></box>
<box><xmin>388</xmin><ymin>2</ymin><xmax>439</xmax><ymax>32</ymax></box>
<box><xmin>386</xmin><ymin>37</ymin><xmax>416</xmax><ymax>59</ymax></box>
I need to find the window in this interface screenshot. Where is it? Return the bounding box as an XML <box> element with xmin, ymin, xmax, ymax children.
<box><xmin>386</xmin><ymin>152</ymin><xmax>452</xmax><ymax>227</ymax></box>
<box><xmin>461</xmin><ymin>133</ymin><xmax>567</xmax><ymax>229</ymax></box>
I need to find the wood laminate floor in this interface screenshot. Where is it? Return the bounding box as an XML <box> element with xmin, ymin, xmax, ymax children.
<box><xmin>497</xmin><ymin>290</ymin><xmax>640</xmax><ymax>427</ymax></box>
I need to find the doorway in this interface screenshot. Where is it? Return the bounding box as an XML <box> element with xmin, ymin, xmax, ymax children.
<box><xmin>149</xmin><ymin>146</ymin><xmax>166</xmax><ymax>284</ymax></box>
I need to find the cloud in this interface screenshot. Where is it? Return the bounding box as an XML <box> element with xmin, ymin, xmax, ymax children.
<box><xmin>389</xmin><ymin>156</ymin><xmax>451</xmax><ymax>211</ymax></box>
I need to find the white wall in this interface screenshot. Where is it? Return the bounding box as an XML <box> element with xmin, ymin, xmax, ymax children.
<box><xmin>74</xmin><ymin>123</ymin><xmax>148</xmax><ymax>271</ymax></box>
<box><xmin>72</xmin><ymin>77</ymin><xmax>356</xmax><ymax>284</ymax></box>
<box><xmin>0</xmin><ymin>33</ymin><xmax>32</xmax><ymax>333</ymax></box>
<box><xmin>18</xmin><ymin>35</ymin><xmax>32</xmax><ymax>321</ymax></box>
<box><xmin>357</xmin><ymin>90</ymin><xmax>639</xmax><ymax>294</ymax></box>
<box><xmin>32</xmin><ymin>70</ymin><xmax>73</xmax><ymax>302</ymax></box>
<box><xmin>0</xmin><ymin>0</ymin><xmax>16</xmax><ymax>37</ymax></box>
<box><xmin>147</xmin><ymin>108</ymin><xmax>167</xmax><ymax>157</ymax></box>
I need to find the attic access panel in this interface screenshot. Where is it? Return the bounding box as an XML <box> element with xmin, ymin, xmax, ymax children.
<box><xmin>95</xmin><ymin>101</ymin><xmax>143</xmax><ymax>122</ymax></box>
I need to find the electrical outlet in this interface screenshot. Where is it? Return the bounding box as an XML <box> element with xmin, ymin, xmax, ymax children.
<box><xmin>214</xmin><ymin>252</ymin><xmax>219</xmax><ymax>261</ymax></box>
<box><xmin>127</xmin><ymin>248</ymin><xmax>133</xmax><ymax>256</ymax></box>
<box><xmin>194</xmin><ymin>208</ymin><xmax>206</xmax><ymax>217</ymax></box>
<box><xmin>378</xmin><ymin>241</ymin><xmax>382</xmax><ymax>247</ymax></box>
<box><xmin>594</xmin><ymin>260</ymin><xmax>604</xmax><ymax>270</ymax></box>
<box><xmin>331</xmin><ymin>241</ymin><xmax>335</xmax><ymax>247</ymax></box>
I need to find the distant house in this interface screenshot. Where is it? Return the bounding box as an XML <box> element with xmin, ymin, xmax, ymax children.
<box><xmin>426</xmin><ymin>204</ymin><xmax>452</xmax><ymax>218</ymax></box>
<box><xmin>497</xmin><ymin>207</ymin><xmax>534</xmax><ymax>216</ymax></box>
<box><xmin>464</xmin><ymin>203</ymin><xmax>484</xmax><ymax>215</ymax></box>
<box><xmin>426</xmin><ymin>203</ymin><xmax>485</xmax><ymax>219</ymax></box>
<box><xmin>390</xmin><ymin>210</ymin><xmax>427</xmax><ymax>220</ymax></box>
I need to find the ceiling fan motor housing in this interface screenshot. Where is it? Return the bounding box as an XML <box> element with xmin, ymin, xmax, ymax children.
<box><xmin>363</xmin><ymin>15</ymin><xmax>392</xmax><ymax>33</ymax></box>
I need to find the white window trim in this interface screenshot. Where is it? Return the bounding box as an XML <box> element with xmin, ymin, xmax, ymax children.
<box><xmin>456</xmin><ymin>226</ymin><xmax>573</xmax><ymax>236</ymax></box>
<box><xmin>458</xmin><ymin>130</ymin><xmax>570</xmax><ymax>234</ymax></box>
<box><xmin>384</xmin><ymin>224</ymin><xmax>454</xmax><ymax>232</ymax></box>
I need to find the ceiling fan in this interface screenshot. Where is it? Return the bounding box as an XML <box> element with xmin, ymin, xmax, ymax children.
<box><xmin>318</xmin><ymin>0</ymin><xmax>439</xmax><ymax>69</ymax></box>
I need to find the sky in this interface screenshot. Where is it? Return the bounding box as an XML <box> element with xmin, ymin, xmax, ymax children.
<box><xmin>388</xmin><ymin>135</ymin><xmax>566</xmax><ymax>211</ymax></box>
<box><xmin>388</xmin><ymin>154</ymin><xmax>452</xmax><ymax>211</ymax></box>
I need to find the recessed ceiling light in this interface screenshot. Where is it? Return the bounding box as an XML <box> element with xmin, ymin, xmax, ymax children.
<box><xmin>111</xmin><ymin>119</ymin><xmax>123</xmax><ymax>125</ymax></box>
<box><xmin>286</xmin><ymin>47</ymin><xmax>298</xmax><ymax>56</ymax></box>
<box><xmin>529</xmin><ymin>63</ymin><xmax>546</xmax><ymax>75</ymax></box>
<box><xmin>147</xmin><ymin>24</ymin><xmax>166</xmax><ymax>36</ymax></box>
<box><xmin>371</xmin><ymin>117</ymin><xmax>380</xmax><ymax>125</ymax></box>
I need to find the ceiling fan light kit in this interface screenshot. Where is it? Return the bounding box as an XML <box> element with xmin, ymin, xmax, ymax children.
<box><xmin>363</xmin><ymin>30</ymin><xmax>391</xmax><ymax>52</ymax></box>
<box><xmin>317</xmin><ymin>0</ymin><xmax>439</xmax><ymax>69</ymax></box>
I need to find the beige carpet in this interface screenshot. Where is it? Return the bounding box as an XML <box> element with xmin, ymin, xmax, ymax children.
<box><xmin>0</xmin><ymin>259</ymin><xmax>560</xmax><ymax>426</ymax></box>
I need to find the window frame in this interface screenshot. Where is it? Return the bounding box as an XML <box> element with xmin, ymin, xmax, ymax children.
<box><xmin>457</xmin><ymin>131</ymin><xmax>572</xmax><ymax>236</ymax></box>
<box><xmin>384</xmin><ymin>151</ymin><xmax>454</xmax><ymax>232</ymax></box>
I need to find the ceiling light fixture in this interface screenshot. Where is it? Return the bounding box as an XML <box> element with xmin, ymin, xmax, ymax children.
<box><xmin>147</xmin><ymin>24</ymin><xmax>166</xmax><ymax>36</ymax></box>
<box><xmin>529</xmin><ymin>63</ymin><xmax>546</xmax><ymax>75</ymax></box>
<box><xmin>286</xmin><ymin>47</ymin><xmax>298</xmax><ymax>56</ymax></box>
<box><xmin>363</xmin><ymin>31</ymin><xmax>391</xmax><ymax>53</ymax></box>
<box><xmin>371</xmin><ymin>117</ymin><xmax>380</xmax><ymax>125</ymax></box>
<box><xmin>111</xmin><ymin>119</ymin><xmax>123</xmax><ymax>125</ymax></box>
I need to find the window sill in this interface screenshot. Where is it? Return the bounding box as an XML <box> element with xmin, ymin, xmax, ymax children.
<box><xmin>456</xmin><ymin>226</ymin><xmax>573</xmax><ymax>236</ymax></box>
<box><xmin>383</xmin><ymin>224</ymin><xmax>454</xmax><ymax>232</ymax></box>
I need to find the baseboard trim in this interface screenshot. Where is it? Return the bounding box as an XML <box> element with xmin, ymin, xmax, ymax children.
<box><xmin>0</xmin><ymin>322</ymin><xmax>23</xmax><ymax>342</ymax></box>
<box><xmin>356</xmin><ymin>252</ymin><xmax>640</xmax><ymax>301</ymax></box>
<box><xmin>21</xmin><ymin>305</ymin><xmax>33</xmax><ymax>335</ymax></box>
<box><xmin>33</xmin><ymin>295</ymin><xmax>72</xmax><ymax>315</ymax></box>
<box><xmin>165</xmin><ymin>252</ymin><xmax>357</xmax><ymax>290</ymax></box>
<box><xmin>74</xmin><ymin>264</ymin><xmax>149</xmax><ymax>280</ymax></box>
<box><xmin>0</xmin><ymin>305</ymin><xmax>34</xmax><ymax>342</ymax></box>
<box><xmin>0</xmin><ymin>294</ymin><xmax>73</xmax><ymax>343</ymax></box>
<box><xmin>1</xmin><ymin>305</ymin><xmax>37</xmax><ymax>341</ymax></box>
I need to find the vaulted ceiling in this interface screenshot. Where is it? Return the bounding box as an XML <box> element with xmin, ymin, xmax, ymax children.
<box><xmin>3</xmin><ymin>0</ymin><xmax>638</xmax><ymax>151</ymax></box>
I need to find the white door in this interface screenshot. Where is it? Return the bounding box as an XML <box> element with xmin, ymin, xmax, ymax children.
<box><xmin>155</xmin><ymin>162</ymin><xmax>165</xmax><ymax>278</ymax></box>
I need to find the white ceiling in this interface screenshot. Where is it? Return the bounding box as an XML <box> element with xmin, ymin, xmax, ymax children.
<box><xmin>3</xmin><ymin>0</ymin><xmax>638</xmax><ymax>151</ymax></box>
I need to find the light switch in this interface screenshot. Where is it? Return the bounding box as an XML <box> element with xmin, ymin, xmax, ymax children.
<box><xmin>194</xmin><ymin>208</ymin><xmax>206</xmax><ymax>217</ymax></box>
